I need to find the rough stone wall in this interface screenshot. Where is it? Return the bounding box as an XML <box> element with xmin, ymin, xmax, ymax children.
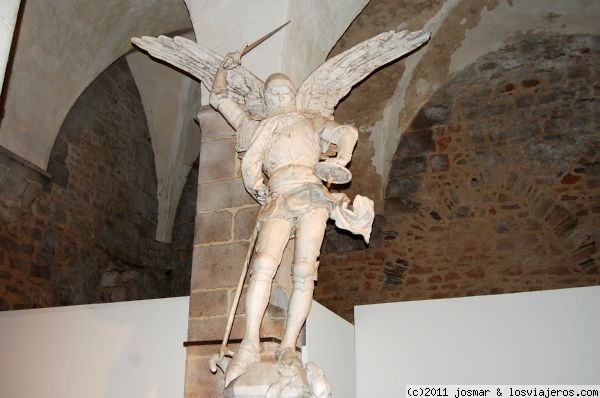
<box><xmin>315</xmin><ymin>33</ymin><xmax>600</xmax><ymax>322</ymax></box>
<box><xmin>0</xmin><ymin>57</ymin><xmax>194</xmax><ymax>310</ymax></box>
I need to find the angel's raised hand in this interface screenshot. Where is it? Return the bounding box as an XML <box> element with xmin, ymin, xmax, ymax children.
<box><xmin>221</xmin><ymin>51</ymin><xmax>242</xmax><ymax>70</ymax></box>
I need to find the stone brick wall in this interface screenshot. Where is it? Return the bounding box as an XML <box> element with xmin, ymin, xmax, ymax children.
<box><xmin>0</xmin><ymin>58</ymin><xmax>195</xmax><ymax>310</ymax></box>
<box><xmin>315</xmin><ymin>33</ymin><xmax>600</xmax><ymax>322</ymax></box>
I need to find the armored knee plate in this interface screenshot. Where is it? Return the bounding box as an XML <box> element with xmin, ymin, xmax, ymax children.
<box><xmin>292</xmin><ymin>260</ymin><xmax>316</xmax><ymax>292</ymax></box>
<box><xmin>250</xmin><ymin>252</ymin><xmax>279</xmax><ymax>282</ymax></box>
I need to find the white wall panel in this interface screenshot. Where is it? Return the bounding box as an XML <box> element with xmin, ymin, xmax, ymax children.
<box><xmin>306</xmin><ymin>301</ymin><xmax>356</xmax><ymax>398</ymax></box>
<box><xmin>0</xmin><ymin>297</ymin><xmax>189</xmax><ymax>398</ymax></box>
<box><xmin>355</xmin><ymin>286</ymin><xmax>600</xmax><ymax>398</ymax></box>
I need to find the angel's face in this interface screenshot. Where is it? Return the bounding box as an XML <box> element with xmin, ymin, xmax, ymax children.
<box><xmin>264</xmin><ymin>75</ymin><xmax>296</xmax><ymax>116</ymax></box>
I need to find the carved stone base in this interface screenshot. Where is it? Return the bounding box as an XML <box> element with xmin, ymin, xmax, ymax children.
<box><xmin>223</xmin><ymin>360</ymin><xmax>330</xmax><ymax>398</ymax></box>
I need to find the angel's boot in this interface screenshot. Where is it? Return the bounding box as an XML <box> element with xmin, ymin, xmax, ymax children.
<box><xmin>224</xmin><ymin>340</ymin><xmax>261</xmax><ymax>386</ymax></box>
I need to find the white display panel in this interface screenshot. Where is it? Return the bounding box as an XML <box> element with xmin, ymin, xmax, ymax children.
<box><xmin>306</xmin><ymin>301</ymin><xmax>356</xmax><ymax>398</ymax></box>
<box><xmin>0</xmin><ymin>297</ymin><xmax>356</xmax><ymax>398</ymax></box>
<box><xmin>355</xmin><ymin>286</ymin><xmax>600</xmax><ymax>398</ymax></box>
<box><xmin>0</xmin><ymin>297</ymin><xmax>189</xmax><ymax>398</ymax></box>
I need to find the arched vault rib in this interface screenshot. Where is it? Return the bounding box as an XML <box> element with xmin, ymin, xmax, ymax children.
<box><xmin>0</xmin><ymin>0</ymin><xmax>192</xmax><ymax>170</ymax></box>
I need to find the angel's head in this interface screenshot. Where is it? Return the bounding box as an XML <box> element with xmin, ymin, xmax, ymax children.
<box><xmin>264</xmin><ymin>73</ymin><xmax>296</xmax><ymax>116</ymax></box>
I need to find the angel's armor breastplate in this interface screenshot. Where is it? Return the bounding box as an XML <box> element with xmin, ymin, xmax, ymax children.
<box><xmin>261</xmin><ymin>113</ymin><xmax>322</xmax><ymax>193</ymax></box>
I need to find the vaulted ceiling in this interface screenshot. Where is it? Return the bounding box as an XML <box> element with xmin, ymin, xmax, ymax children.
<box><xmin>1</xmin><ymin>0</ymin><xmax>599</xmax><ymax>238</ymax></box>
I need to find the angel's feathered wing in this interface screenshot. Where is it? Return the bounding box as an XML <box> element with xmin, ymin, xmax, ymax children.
<box><xmin>131</xmin><ymin>35</ymin><xmax>267</xmax><ymax>119</ymax></box>
<box><xmin>296</xmin><ymin>30</ymin><xmax>430</xmax><ymax>118</ymax></box>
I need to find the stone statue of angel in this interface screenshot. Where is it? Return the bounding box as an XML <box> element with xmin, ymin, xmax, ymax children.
<box><xmin>132</xmin><ymin>28</ymin><xmax>429</xmax><ymax>390</ymax></box>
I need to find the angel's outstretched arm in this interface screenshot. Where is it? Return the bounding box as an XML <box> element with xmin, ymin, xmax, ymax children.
<box><xmin>210</xmin><ymin>67</ymin><xmax>248</xmax><ymax>129</ymax></box>
<box><xmin>320</xmin><ymin>121</ymin><xmax>358</xmax><ymax>167</ymax></box>
<box><xmin>210</xmin><ymin>64</ymin><xmax>259</xmax><ymax>152</ymax></box>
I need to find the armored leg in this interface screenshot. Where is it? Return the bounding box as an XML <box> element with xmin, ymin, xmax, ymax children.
<box><xmin>225</xmin><ymin>217</ymin><xmax>292</xmax><ymax>386</ymax></box>
<box><xmin>279</xmin><ymin>207</ymin><xmax>329</xmax><ymax>354</ymax></box>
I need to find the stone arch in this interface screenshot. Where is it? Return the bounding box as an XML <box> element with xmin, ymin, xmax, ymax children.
<box><xmin>385</xmin><ymin>32</ymin><xmax>600</xmax><ymax>290</ymax></box>
<box><xmin>315</xmin><ymin>32</ymin><xmax>600</xmax><ymax>322</ymax></box>
<box><xmin>0</xmin><ymin>0</ymin><xmax>192</xmax><ymax>170</ymax></box>
<box><xmin>0</xmin><ymin>54</ymin><xmax>196</xmax><ymax>310</ymax></box>
<box><xmin>125</xmin><ymin>33</ymin><xmax>202</xmax><ymax>242</ymax></box>
<box><xmin>327</xmin><ymin>0</ymin><xmax>600</xmax><ymax>207</ymax></box>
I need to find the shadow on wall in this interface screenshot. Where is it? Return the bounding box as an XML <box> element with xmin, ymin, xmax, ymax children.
<box><xmin>0</xmin><ymin>56</ymin><xmax>197</xmax><ymax>310</ymax></box>
<box><xmin>316</xmin><ymin>33</ymin><xmax>600</xmax><ymax>323</ymax></box>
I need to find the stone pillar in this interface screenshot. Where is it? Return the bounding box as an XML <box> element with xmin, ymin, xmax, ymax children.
<box><xmin>0</xmin><ymin>0</ymin><xmax>20</xmax><ymax>96</ymax></box>
<box><xmin>184</xmin><ymin>107</ymin><xmax>293</xmax><ymax>398</ymax></box>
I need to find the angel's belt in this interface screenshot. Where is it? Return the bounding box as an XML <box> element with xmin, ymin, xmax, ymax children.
<box><xmin>267</xmin><ymin>163</ymin><xmax>321</xmax><ymax>190</ymax></box>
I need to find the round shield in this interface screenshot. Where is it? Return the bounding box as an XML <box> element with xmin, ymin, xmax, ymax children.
<box><xmin>314</xmin><ymin>162</ymin><xmax>352</xmax><ymax>185</ymax></box>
